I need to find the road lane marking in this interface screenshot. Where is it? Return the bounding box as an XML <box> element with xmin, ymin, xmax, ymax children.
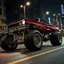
<box><xmin>8</xmin><ymin>46</ymin><xmax>64</xmax><ymax>64</ymax></box>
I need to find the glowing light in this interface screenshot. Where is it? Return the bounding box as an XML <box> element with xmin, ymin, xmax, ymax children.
<box><xmin>20</xmin><ymin>5</ymin><xmax>23</xmax><ymax>8</ymax></box>
<box><xmin>53</xmin><ymin>14</ymin><xmax>56</xmax><ymax>16</ymax></box>
<box><xmin>26</xmin><ymin>2</ymin><xmax>30</xmax><ymax>6</ymax></box>
<box><xmin>58</xmin><ymin>13</ymin><xmax>60</xmax><ymax>16</ymax></box>
<box><xmin>22</xmin><ymin>20</ymin><xmax>25</xmax><ymax>25</ymax></box>
<box><xmin>46</xmin><ymin>11</ymin><xmax>49</xmax><ymax>15</ymax></box>
<box><xmin>48</xmin><ymin>17</ymin><xmax>51</xmax><ymax>24</ymax></box>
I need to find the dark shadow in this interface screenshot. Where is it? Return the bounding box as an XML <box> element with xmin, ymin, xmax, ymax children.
<box><xmin>0</xmin><ymin>47</ymin><xmax>34</xmax><ymax>54</ymax></box>
<box><xmin>0</xmin><ymin>44</ymin><xmax>60</xmax><ymax>54</ymax></box>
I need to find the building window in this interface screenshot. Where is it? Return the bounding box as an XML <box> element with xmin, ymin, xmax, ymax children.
<box><xmin>0</xmin><ymin>8</ymin><xmax>2</xmax><ymax>15</ymax></box>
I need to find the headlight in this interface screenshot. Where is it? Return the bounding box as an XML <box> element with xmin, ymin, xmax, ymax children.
<box><xmin>22</xmin><ymin>20</ymin><xmax>25</xmax><ymax>25</ymax></box>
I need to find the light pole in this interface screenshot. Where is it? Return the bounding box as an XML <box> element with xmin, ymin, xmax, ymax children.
<box><xmin>20</xmin><ymin>2</ymin><xmax>30</xmax><ymax>18</ymax></box>
<box><xmin>53</xmin><ymin>14</ymin><xmax>58</xmax><ymax>25</ymax></box>
<box><xmin>44</xmin><ymin>11</ymin><xmax>49</xmax><ymax>20</ymax></box>
<box><xmin>53</xmin><ymin>13</ymin><xmax>61</xmax><ymax>28</ymax></box>
<box><xmin>24</xmin><ymin>6</ymin><xmax>26</xmax><ymax>18</ymax></box>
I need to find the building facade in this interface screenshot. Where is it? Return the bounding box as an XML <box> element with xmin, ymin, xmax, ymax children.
<box><xmin>0</xmin><ymin>0</ymin><xmax>6</xmax><ymax>23</ymax></box>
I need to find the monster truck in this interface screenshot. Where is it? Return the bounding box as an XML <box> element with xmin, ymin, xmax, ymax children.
<box><xmin>1</xmin><ymin>18</ymin><xmax>62</xmax><ymax>51</ymax></box>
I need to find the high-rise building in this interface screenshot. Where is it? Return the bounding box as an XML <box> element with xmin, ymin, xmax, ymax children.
<box><xmin>0</xmin><ymin>0</ymin><xmax>6</xmax><ymax>23</ymax></box>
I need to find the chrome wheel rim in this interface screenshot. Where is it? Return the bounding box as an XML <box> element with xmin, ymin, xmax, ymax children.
<box><xmin>8</xmin><ymin>38</ymin><xmax>16</xmax><ymax>48</ymax></box>
<box><xmin>58</xmin><ymin>34</ymin><xmax>62</xmax><ymax>44</ymax></box>
<box><xmin>33</xmin><ymin>34</ymin><xmax>42</xmax><ymax>47</ymax></box>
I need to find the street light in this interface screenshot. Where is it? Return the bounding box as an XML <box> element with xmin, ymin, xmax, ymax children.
<box><xmin>20</xmin><ymin>2</ymin><xmax>30</xmax><ymax>18</ymax></box>
<box><xmin>26</xmin><ymin>2</ymin><xmax>30</xmax><ymax>6</ymax></box>
<box><xmin>53</xmin><ymin>13</ymin><xmax>61</xmax><ymax>28</ymax></box>
<box><xmin>53</xmin><ymin>13</ymin><xmax>61</xmax><ymax>17</ymax></box>
<box><xmin>53</xmin><ymin>14</ymin><xmax>56</xmax><ymax>16</ymax></box>
<box><xmin>44</xmin><ymin>11</ymin><xmax>49</xmax><ymax>20</ymax></box>
<box><xmin>20</xmin><ymin>5</ymin><xmax>23</xmax><ymax>8</ymax></box>
<box><xmin>46</xmin><ymin>11</ymin><xmax>49</xmax><ymax>15</ymax></box>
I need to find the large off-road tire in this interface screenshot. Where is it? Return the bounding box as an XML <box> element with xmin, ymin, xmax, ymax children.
<box><xmin>1</xmin><ymin>35</ymin><xmax>18</xmax><ymax>51</ymax></box>
<box><xmin>50</xmin><ymin>32</ymin><xmax>62</xmax><ymax>46</ymax></box>
<box><xmin>0</xmin><ymin>35</ymin><xmax>2</xmax><ymax>40</ymax></box>
<box><xmin>0</xmin><ymin>34</ymin><xmax>3</xmax><ymax>47</ymax></box>
<box><xmin>24</xmin><ymin>30</ymin><xmax>43</xmax><ymax>51</ymax></box>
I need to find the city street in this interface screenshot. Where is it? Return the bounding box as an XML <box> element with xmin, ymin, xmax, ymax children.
<box><xmin>0</xmin><ymin>0</ymin><xmax>64</xmax><ymax>64</ymax></box>
<box><xmin>0</xmin><ymin>37</ymin><xmax>64</xmax><ymax>64</ymax></box>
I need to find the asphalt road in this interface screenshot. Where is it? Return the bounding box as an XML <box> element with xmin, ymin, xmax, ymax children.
<box><xmin>0</xmin><ymin>37</ymin><xmax>64</xmax><ymax>64</ymax></box>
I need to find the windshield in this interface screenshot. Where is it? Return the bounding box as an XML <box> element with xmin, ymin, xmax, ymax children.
<box><xmin>33</xmin><ymin>18</ymin><xmax>49</xmax><ymax>24</ymax></box>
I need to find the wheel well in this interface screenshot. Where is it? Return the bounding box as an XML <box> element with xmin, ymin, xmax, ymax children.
<box><xmin>28</xmin><ymin>24</ymin><xmax>38</xmax><ymax>30</ymax></box>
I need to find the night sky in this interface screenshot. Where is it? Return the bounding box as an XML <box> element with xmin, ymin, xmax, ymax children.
<box><xmin>41</xmin><ymin>0</ymin><xmax>64</xmax><ymax>13</ymax></box>
<box><xmin>6</xmin><ymin>0</ymin><xmax>64</xmax><ymax>23</ymax></box>
<box><xmin>6</xmin><ymin>0</ymin><xmax>64</xmax><ymax>12</ymax></box>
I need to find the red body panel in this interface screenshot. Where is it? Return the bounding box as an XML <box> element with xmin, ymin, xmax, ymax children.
<box><xmin>9</xmin><ymin>18</ymin><xmax>59</xmax><ymax>33</ymax></box>
<box><xmin>24</xmin><ymin>19</ymin><xmax>59</xmax><ymax>33</ymax></box>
